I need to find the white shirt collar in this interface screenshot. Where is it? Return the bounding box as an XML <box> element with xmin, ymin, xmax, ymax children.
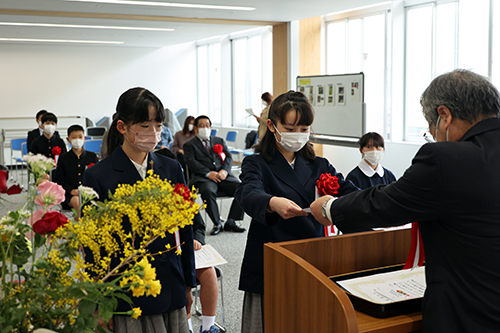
<box><xmin>39</xmin><ymin>128</ymin><xmax>44</xmax><ymax>135</ymax></box>
<box><xmin>289</xmin><ymin>157</ymin><xmax>296</xmax><ymax>169</ymax></box>
<box><xmin>130</xmin><ymin>156</ymin><xmax>149</xmax><ymax>179</ymax></box>
<box><xmin>198</xmin><ymin>136</ymin><xmax>210</xmax><ymax>143</ymax></box>
<box><xmin>358</xmin><ymin>159</ymin><xmax>384</xmax><ymax>177</ymax></box>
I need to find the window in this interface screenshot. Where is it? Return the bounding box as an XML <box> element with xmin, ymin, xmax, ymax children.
<box><xmin>231</xmin><ymin>32</ymin><xmax>272</xmax><ymax>128</ymax></box>
<box><xmin>404</xmin><ymin>2</ymin><xmax>458</xmax><ymax>141</ymax></box>
<box><xmin>196</xmin><ymin>42</ymin><xmax>222</xmax><ymax>125</ymax></box>
<box><xmin>325</xmin><ymin>8</ymin><xmax>391</xmax><ymax>138</ymax></box>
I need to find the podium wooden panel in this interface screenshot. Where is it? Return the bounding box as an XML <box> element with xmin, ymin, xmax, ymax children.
<box><xmin>264</xmin><ymin>229</ymin><xmax>422</xmax><ymax>332</ymax></box>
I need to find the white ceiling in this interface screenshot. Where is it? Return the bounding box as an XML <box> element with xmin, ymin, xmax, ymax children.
<box><xmin>0</xmin><ymin>0</ymin><xmax>384</xmax><ymax>47</ymax></box>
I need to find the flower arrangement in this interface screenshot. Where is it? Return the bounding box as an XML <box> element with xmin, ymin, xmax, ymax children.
<box><xmin>316</xmin><ymin>173</ymin><xmax>339</xmax><ymax>196</ymax></box>
<box><xmin>22</xmin><ymin>154</ymin><xmax>55</xmax><ymax>185</ymax></box>
<box><xmin>212</xmin><ymin>144</ymin><xmax>226</xmax><ymax>161</ymax></box>
<box><xmin>0</xmin><ymin>159</ymin><xmax>199</xmax><ymax>332</ymax></box>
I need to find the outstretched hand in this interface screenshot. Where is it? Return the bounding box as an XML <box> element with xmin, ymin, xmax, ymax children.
<box><xmin>268</xmin><ymin>197</ymin><xmax>308</xmax><ymax>220</ymax></box>
<box><xmin>310</xmin><ymin>196</ymin><xmax>333</xmax><ymax>226</ymax></box>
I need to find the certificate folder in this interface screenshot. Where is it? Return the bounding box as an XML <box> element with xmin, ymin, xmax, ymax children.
<box><xmin>330</xmin><ymin>264</ymin><xmax>423</xmax><ymax>318</ymax></box>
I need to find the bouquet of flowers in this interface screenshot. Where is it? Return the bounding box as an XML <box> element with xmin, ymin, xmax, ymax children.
<box><xmin>0</xmin><ymin>160</ymin><xmax>200</xmax><ymax>332</ymax></box>
<box><xmin>22</xmin><ymin>153</ymin><xmax>55</xmax><ymax>185</ymax></box>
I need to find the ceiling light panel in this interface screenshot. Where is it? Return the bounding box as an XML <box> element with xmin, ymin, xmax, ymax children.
<box><xmin>65</xmin><ymin>0</ymin><xmax>255</xmax><ymax>11</ymax></box>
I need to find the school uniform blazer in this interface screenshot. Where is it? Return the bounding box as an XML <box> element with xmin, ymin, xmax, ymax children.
<box><xmin>27</xmin><ymin>128</ymin><xmax>60</xmax><ymax>151</ymax></box>
<box><xmin>183</xmin><ymin>135</ymin><xmax>238</xmax><ymax>186</ymax></box>
<box><xmin>235</xmin><ymin>151</ymin><xmax>359</xmax><ymax>295</ymax></box>
<box><xmin>329</xmin><ymin>117</ymin><xmax>500</xmax><ymax>332</ymax></box>
<box><xmin>82</xmin><ymin>145</ymin><xmax>196</xmax><ymax>316</ymax></box>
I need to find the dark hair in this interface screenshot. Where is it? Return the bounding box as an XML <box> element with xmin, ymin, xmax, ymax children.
<box><xmin>421</xmin><ymin>69</ymin><xmax>500</xmax><ymax>125</ymax></box>
<box><xmin>67</xmin><ymin>124</ymin><xmax>85</xmax><ymax>137</ymax></box>
<box><xmin>256</xmin><ymin>90</ymin><xmax>315</xmax><ymax>162</ymax></box>
<box><xmin>194</xmin><ymin>115</ymin><xmax>211</xmax><ymax>127</ymax></box>
<box><xmin>261</xmin><ymin>92</ymin><xmax>273</xmax><ymax>105</ymax></box>
<box><xmin>36</xmin><ymin>110</ymin><xmax>48</xmax><ymax>120</ymax></box>
<box><xmin>182</xmin><ymin>115</ymin><xmax>195</xmax><ymax>135</ymax></box>
<box><xmin>359</xmin><ymin>132</ymin><xmax>385</xmax><ymax>149</ymax></box>
<box><xmin>105</xmin><ymin>87</ymin><xmax>165</xmax><ymax>157</ymax></box>
<box><xmin>41</xmin><ymin>112</ymin><xmax>58</xmax><ymax>124</ymax></box>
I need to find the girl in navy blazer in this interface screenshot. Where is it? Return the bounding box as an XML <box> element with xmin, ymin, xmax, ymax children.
<box><xmin>235</xmin><ymin>91</ymin><xmax>358</xmax><ymax>333</ymax></box>
<box><xmin>83</xmin><ymin>87</ymin><xmax>196</xmax><ymax>333</ymax></box>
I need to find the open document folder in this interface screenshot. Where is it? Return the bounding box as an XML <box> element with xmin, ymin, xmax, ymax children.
<box><xmin>336</xmin><ymin>266</ymin><xmax>426</xmax><ymax>304</ymax></box>
<box><xmin>194</xmin><ymin>244</ymin><xmax>228</xmax><ymax>270</ymax></box>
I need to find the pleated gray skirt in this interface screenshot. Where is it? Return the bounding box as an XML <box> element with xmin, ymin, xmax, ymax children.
<box><xmin>113</xmin><ymin>307</ymin><xmax>189</xmax><ymax>333</ymax></box>
<box><xmin>241</xmin><ymin>292</ymin><xmax>264</xmax><ymax>333</ymax></box>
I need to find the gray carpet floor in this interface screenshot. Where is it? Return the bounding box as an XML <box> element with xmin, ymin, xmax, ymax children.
<box><xmin>0</xmin><ymin>167</ymin><xmax>250</xmax><ymax>333</ymax></box>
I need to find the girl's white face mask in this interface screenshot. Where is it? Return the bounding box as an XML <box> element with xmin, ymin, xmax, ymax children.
<box><xmin>273</xmin><ymin>125</ymin><xmax>310</xmax><ymax>152</ymax></box>
<box><xmin>363</xmin><ymin>150</ymin><xmax>384</xmax><ymax>165</ymax></box>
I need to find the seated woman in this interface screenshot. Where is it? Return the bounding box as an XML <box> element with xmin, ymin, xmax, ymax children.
<box><xmin>172</xmin><ymin>116</ymin><xmax>195</xmax><ymax>170</ymax></box>
<box><xmin>346</xmin><ymin>132</ymin><xmax>396</xmax><ymax>189</ymax></box>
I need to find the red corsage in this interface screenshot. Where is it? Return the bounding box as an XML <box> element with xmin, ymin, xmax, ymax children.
<box><xmin>87</xmin><ymin>163</ymin><xmax>95</xmax><ymax>169</ymax></box>
<box><xmin>174</xmin><ymin>183</ymin><xmax>193</xmax><ymax>202</ymax></box>
<box><xmin>316</xmin><ymin>173</ymin><xmax>339</xmax><ymax>196</ymax></box>
<box><xmin>51</xmin><ymin>146</ymin><xmax>62</xmax><ymax>156</ymax></box>
<box><xmin>212</xmin><ymin>144</ymin><xmax>226</xmax><ymax>162</ymax></box>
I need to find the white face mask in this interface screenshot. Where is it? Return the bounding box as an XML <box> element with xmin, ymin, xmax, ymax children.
<box><xmin>44</xmin><ymin>124</ymin><xmax>56</xmax><ymax>135</ymax></box>
<box><xmin>197</xmin><ymin>127</ymin><xmax>211</xmax><ymax>140</ymax></box>
<box><xmin>273</xmin><ymin>125</ymin><xmax>310</xmax><ymax>153</ymax></box>
<box><xmin>364</xmin><ymin>150</ymin><xmax>384</xmax><ymax>165</ymax></box>
<box><xmin>125</xmin><ymin>127</ymin><xmax>161</xmax><ymax>153</ymax></box>
<box><xmin>188</xmin><ymin>124</ymin><xmax>194</xmax><ymax>132</ymax></box>
<box><xmin>71</xmin><ymin>139</ymin><xmax>84</xmax><ymax>149</ymax></box>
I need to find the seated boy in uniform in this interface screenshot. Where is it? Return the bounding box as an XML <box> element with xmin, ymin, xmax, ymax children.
<box><xmin>30</xmin><ymin>112</ymin><xmax>67</xmax><ymax>159</ymax></box>
<box><xmin>54</xmin><ymin>125</ymin><xmax>98</xmax><ymax>210</ymax></box>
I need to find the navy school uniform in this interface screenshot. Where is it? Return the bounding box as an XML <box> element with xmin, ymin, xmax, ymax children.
<box><xmin>53</xmin><ymin>149</ymin><xmax>98</xmax><ymax>206</ymax></box>
<box><xmin>82</xmin><ymin>145</ymin><xmax>196</xmax><ymax>315</ymax></box>
<box><xmin>346</xmin><ymin>159</ymin><xmax>396</xmax><ymax>190</ymax></box>
<box><xmin>30</xmin><ymin>134</ymin><xmax>67</xmax><ymax>158</ymax></box>
<box><xmin>235</xmin><ymin>151</ymin><xmax>359</xmax><ymax>295</ymax></box>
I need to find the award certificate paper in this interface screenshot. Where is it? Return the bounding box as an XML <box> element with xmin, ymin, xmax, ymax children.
<box><xmin>337</xmin><ymin>266</ymin><xmax>426</xmax><ymax>304</ymax></box>
<box><xmin>195</xmin><ymin>244</ymin><xmax>228</xmax><ymax>269</ymax></box>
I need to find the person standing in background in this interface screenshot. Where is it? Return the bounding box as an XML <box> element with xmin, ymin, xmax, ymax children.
<box><xmin>253</xmin><ymin>92</ymin><xmax>273</xmax><ymax>142</ymax></box>
<box><xmin>346</xmin><ymin>132</ymin><xmax>396</xmax><ymax>189</ymax></box>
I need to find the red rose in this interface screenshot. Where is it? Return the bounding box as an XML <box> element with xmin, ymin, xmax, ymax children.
<box><xmin>0</xmin><ymin>170</ymin><xmax>22</xmax><ymax>195</ymax></box>
<box><xmin>51</xmin><ymin>146</ymin><xmax>62</xmax><ymax>156</ymax></box>
<box><xmin>32</xmin><ymin>211</ymin><xmax>68</xmax><ymax>234</ymax></box>
<box><xmin>316</xmin><ymin>173</ymin><xmax>340</xmax><ymax>196</ymax></box>
<box><xmin>212</xmin><ymin>144</ymin><xmax>223</xmax><ymax>154</ymax></box>
<box><xmin>174</xmin><ymin>183</ymin><xmax>192</xmax><ymax>202</ymax></box>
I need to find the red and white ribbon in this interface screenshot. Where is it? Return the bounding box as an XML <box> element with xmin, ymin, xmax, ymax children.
<box><xmin>403</xmin><ymin>222</ymin><xmax>425</xmax><ymax>269</ymax></box>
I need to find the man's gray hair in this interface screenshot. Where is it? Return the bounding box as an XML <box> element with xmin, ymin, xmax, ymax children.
<box><xmin>420</xmin><ymin>69</ymin><xmax>500</xmax><ymax>125</ymax></box>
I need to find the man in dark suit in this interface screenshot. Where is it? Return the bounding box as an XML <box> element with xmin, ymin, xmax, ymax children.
<box><xmin>27</xmin><ymin>109</ymin><xmax>60</xmax><ymax>151</ymax></box>
<box><xmin>184</xmin><ymin>115</ymin><xmax>245</xmax><ymax>235</ymax></box>
<box><xmin>311</xmin><ymin>69</ymin><xmax>500</xmax><ymax>332</ymax></box>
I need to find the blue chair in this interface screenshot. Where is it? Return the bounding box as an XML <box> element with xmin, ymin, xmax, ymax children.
<box><xmin>225</xmin><ymin>131</ymin><xmax>238</xmax><ymax>151</ymax></box>
<box><xmin>10</xmin><ymin>138</ymin><xmax>27</xmax><ymax>184</ymax></box>
<box><xmin>211</xmin><ymin>129</ymin><xmax>218</xmax><ymax>137</ymax></box>
<box><xmin>84</xmin><ymin>139</ymin><xmax>102</xmax><ymax>157</ymax></box>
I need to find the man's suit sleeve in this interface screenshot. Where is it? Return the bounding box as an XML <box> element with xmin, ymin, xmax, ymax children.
<box><xmin>220</xmin><ymin>138</ymin><xmax>233</xmax><ymax>174</ymax></box>
<box><xmin>330</xmin><ymin>144</ymin><xmax>442</xmax><ymax>233</ymax></box>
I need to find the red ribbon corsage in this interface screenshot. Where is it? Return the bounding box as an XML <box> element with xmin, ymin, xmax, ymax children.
<box><xmin>316</xmin><ymin>173</ymin><xmax>339</xmax><ymax>196</ymax></box>
<box><xmin>51</xmin><ymin>146</ymin><xmax>62</xmax><ymax>166</ymax></box>
<box><xmin>212</xmin><ymin>144</ymin><xmax>226</xmax><ymax>162</ymax></box>
<box><xmin>86</xmin><ymin>163</ymin><xmax>95</xmax><ymax>169</ymax></box>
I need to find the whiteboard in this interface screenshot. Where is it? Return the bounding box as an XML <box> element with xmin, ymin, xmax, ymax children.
<box><xmin>297</xmin><ymin>73</ymin><xmax>365</xmax><ymax>141</ymax></box>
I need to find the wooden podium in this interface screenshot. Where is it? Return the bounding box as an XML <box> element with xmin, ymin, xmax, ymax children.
<box><xmin>263</xmin><ymin>229</ymin><xmax>422</xmax><ymax>332</ymax></box>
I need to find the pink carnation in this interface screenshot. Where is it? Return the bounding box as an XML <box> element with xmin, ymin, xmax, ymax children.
<box><xmin>35</xmin><ymin>181</ymin><xmax>65</xmax><ymax>207</ymax></box>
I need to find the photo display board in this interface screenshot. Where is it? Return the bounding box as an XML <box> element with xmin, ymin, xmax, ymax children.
<box><xmin>297</xmin><ymin>73</ymin><xmax>365</xmax><ymax>141</ymax></box>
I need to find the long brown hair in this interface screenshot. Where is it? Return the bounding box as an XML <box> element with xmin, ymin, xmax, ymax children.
<box><xmin>182</xmin><ymin>116</ymin><xmax>195</xmax><ymax>136</ymax></box>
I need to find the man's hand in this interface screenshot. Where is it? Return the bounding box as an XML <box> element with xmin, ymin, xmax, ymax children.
<box><xmin>310</xmin><ymin>196</ymin><xmax>333</xmax><ymax>226</ymax></box>
<box><xmin>193</xmin><ymin>239</ymin><xmax>202</xmax><ymax>251</ymax></box>
<box><xmin>217</xmin><ymin>170</ymin><xmax>227</xmax><ymax>181</ymax></box>
<box><xmin>208</xmin><ymin>171</ymin><xmax>221</xmax><ymax>183</ymax></box>
<box><xmin>268</xmin><ymin>197</ymin><xmax>308</xmax><ymax>220</ymax></box>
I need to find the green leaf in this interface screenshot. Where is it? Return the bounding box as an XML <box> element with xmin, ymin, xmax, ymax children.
<box><xmin>79</xmin><ymin>299</ymin><xmax>97</xmax><ymax>317</ymax></box>
<box><xmin>34</xmin><ymin>258</ymin><xmax>50</xmax><ymax>269</ymax></box>
<box><xmin>34</xmin><ymin>232</ymin><xmax>47</xmax><ymax>248</ymax></box>
<box><xmin>98</xmin><ymin>301</ymin><xmax>115</xmax><ymax>324</ymax></box>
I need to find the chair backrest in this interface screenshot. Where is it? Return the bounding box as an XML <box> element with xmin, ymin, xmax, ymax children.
<box><xmin>87</xmin><ymin>126</ymin><xmax>107</xmax><ymax>138</ymax></box>
<box><xmin>84</xmin><ymin>139</ymin><xmax>102</xmax><ymax>154</ymax></box>
<box><xmin>226</xmin><ymin>131</ymin><xmax>238</xmax><ymax>143</ymax></box>
<box><xmin>210</xmin><ymin>129</ymin><xmax>218</xmax><ymax>137</ymax></box>
<box><xmin>11</xmin><ymin>138</ymin><xmax>27</xmax><ymax>151</ymax></box>
<box><xmin>21</xmin><ymin>142</ymin><xmax>28</xmax><ymax>155</ymax></box>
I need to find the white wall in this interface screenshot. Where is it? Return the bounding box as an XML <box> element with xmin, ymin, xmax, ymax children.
<box><xmin>0</xmin><ymin>42</ymin><xmax>197</xmax><ymax>124</ymax></box>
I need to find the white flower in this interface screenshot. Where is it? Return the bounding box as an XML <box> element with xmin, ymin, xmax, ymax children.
<box><xmin>79</xmin><ymin>186</ymin><xmax>99</xmax><ymax>201</ymax></box>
